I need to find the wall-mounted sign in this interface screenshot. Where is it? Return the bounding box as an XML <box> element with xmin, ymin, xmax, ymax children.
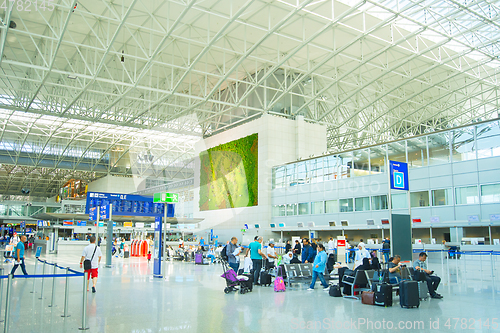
<box><xmin>389</xmin><ymin>160</ymin><xmax>409</xmax><ymax>191</ymax></box>
<box><xmin>467</xmin><ymin>215</ymin><xmax>480</xmax><ymax>222</ymax></box>
<box><xmin>412</xmin><ymin>218</ymin><xmax>422</xmax><ymax>223</ymax></box>
<box><xmin>430</xmin><ymin>216</ymin><xmax>440</xmax><ymax>223</ymax></box>
<box><xmin>135</xmin><ymin>223</ymin><xmax>145</xmax><ymax>228</ymax></box>
<box><xmin>124</xmin><ymin>222</ymin><xmax>133</xmax><ymax>227</ymax></box>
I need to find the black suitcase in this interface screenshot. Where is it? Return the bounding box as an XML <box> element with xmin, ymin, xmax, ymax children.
<box><xmin>260</xmin><ymin>271</ymin><xmax>272</xmax><ymax>286</ymax></box>
<box><xmin>329</xmin><ymin>284</ymin><xmax>342</xmax><ymax>297</ymax></box>
<box><xmin>373</xmin><ymin>283</ymin><xmax>393</xmax><ymax>307</ymax></box>
<box><xmin>237</xmin><ymin>268</ymin><xmax>244</xmax><ymax>275</ymax></box>
<box><xmin>241</xmin><ymin>273</ymin><xmax>253</xmax><ymax>292</ymax></box>
<box><xmin>399</xmin><ymin>281</ymin><xmax>420</xmax><ymax>308</ymax></box>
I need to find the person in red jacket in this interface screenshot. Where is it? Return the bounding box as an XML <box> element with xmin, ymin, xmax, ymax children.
<box><xmin>147</xmin><ymin>251</ymin><xmax>152</xmax><ymax>263</ymax></box>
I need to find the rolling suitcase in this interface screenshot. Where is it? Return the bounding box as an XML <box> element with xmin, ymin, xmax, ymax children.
<box><xmin>418</xmin><ymin>281</ymin><xmax>429</xmax><ymax>300</ymax></box>
<box><xmin>195</xmin><ymin>253</ymin><xmax>203</xmax><ymax>264</ymax></box>
<box><xmin>374</xmin><ymin>283</ymin><xmax>393</xmax><ymax>307</ymax></box>
<box><xmin>399</xmin><ymin>281</ymin><xmax>420</xmax><ymax>308</ymax></box>
<box><xmin>260</xmin><ymin>271</ymin><xmax>272</xmax><ymax>286</ymax></box>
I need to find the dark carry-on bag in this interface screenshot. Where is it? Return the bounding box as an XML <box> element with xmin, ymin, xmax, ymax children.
<box><xmin>241</xmin><ymin>273</ymin><xmax>253</xmax><ymax>292</ymax></box>
<box><xmin>399</xmin><ymin>281</ymin><xmax>420</xmax><ymax>308</ymax></box>
<box><xmin>329</xmin><ymin>284</ymin><xmax>342</xmax><ymax>297</ymax></box>
<box><xmin>374</xmin><ymin>283</ymin><xmax>393</xmax><ymax>307</ymax></box>
<box><xmin>260</xmin><ymin>271</ymin><xmax>272</xmax><ymax>286</ymax></box>
<box><xmin>83</xmin><ymin>246</ymin><xmax>97</xmax><ymax>271</ymax></box>
<box><xmin>361</xmin><ymin>291</ymin><xmax>375</xmax><ymax>305</ymax></box>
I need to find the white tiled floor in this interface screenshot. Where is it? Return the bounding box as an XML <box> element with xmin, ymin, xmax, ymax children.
<box><xmin>1</xmin><ymin>249</ymin><xmax>499</xmax><ymax>332</ymax></box>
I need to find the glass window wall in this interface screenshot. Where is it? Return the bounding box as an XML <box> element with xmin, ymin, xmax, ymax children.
<box><xmin>272</xmin><ymin>205</ymin><xmax>280</xmax><ymax>217</ymax></box>
<box><xmin>391</xmin><ymin>193</ymin><xmax>408</xmax><ymax>209</ymax></box>
<box><xmin>428</xmin><ymin>132</ymin><xmax>450</xmax><ymax>165</ymax></box>
<box><xmin>452</xmin><ymin>126</ymin><xmax>476</xmax><ymax>162</ymax></box>
<box><xmin>298</xmin><ymin>202</ymin><xmax>310</xmax><ymax>215</ymax></box>
<box><xmin>370</xmin><ymin>145</ymin><xmax>386</xmax><ymax>174</ymax></box>
<box><xmin>325</xmin><ymin>200</ymin><xmax>338</xmax><ymax>213</ymax></box>
<box><xmin>278</xmin><ymin>205</ymin><xmax>286</xmax><ymax>216</ymax></box>
<box><xmin>286</xmin><ymin>203</ymin><xmax>297</xmax><ymax>215</ymax></box>
<box><xmin>355</xmin><ymin>197</ymin><xmax>370</xmax><ymax>211</ymax></box>
<box><xmin>297</xmin><ymin>161</ymin><xmax>309</xmax><ymax>185</ymax></box>
<box><xmin>352</xmin><ymin>149</ymin><xmax>370</xmax><ymax>177</ymax></box>
<box><xmin>371</xmin><ymin>195</ymin><xmax>388</xmax><ymax>210</ymax></box>
<box><xmin>481</xmin><ymin>184</ymin><xmax>500</xmax><ymax>204</ymax></box>
<box><xmin>273</xmin><ymin>166</ymin><xmax>286</xmax><ymax>189</ymax></box>
<box><xmin>476</xmin><ymin>121</ymin><xmax>500</xmax><ymax>159</ymax></box>
<box><xmin>411</xmin><ymin>191</ymin><xmax>430</xmax><ymax>207</ymax></box>
<box><xmin>339</xmin><ymin>198</ymin><xmax>353</xmax><ymax>212</ymax></box>
<box><xmin>286</xmin><ymin>164</ymin><xmax>297</xmax><ymax>187</ymax></box>
<box><xmin>387</xmin><ymin>142</ymin><xmax>406</xmax><ymax>167</ymax></box>
<box><xmin>310</xmin><ymin>158</ymin><xmax>324</xmax><ymax>183</ymax></box>
<box><xmin>407</xmin><ymin>137</ymin><xmax>427</xmax><ymax>168</ymax></box>
<box><xmin>324</xmin><ymin>155</ymin><xmax>338</xmax><ymax>181</ymax></box>
<box><xmin>311</xmin><ymin>201</ymin><xmax>324</xmax><ymax>214</ymax></box>
<box><xmin>455</xmin><ymin>186</ymin><xmax>479</xmax><ymax>205</ymax></box>
<box><xmin>338</xmin><ymin>152</ymin><xmax>353</xmax><ymax>179</ymax></box>
<box><xmin>432</xmin><ymin>189</ymin><xmax>452</xmax><ymax>206</ymax></box>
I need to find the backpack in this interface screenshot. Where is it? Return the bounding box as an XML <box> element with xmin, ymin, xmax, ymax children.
<box><xmin>221</xmin><ymin>245</ymin><xmax>229</xmax><ymax>261</ymax></box>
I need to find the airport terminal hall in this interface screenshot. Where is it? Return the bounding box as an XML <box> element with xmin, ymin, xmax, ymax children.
<box><xmin>1</xmin><ymin>0</ymin><xmax>500</xmax><ymax>332</ymax></box>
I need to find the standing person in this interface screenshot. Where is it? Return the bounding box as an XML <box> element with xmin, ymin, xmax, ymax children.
<box><xmin>327</xmin><ymin>237</ymin><xmax>335</xmax><ymax>255</ymax></box>
<box><xmin>226</xmin><ymin>237</ymin><xmax>240</xmax><ymax>272</ymax></box>
<box><xmin>80</xmin><ymin>236</ymin><xmax>102</xmax><ymax>293</ymax></box>
<box><xmin>147</xmin><ymin>251</ymin><xmax>152</xmax><ymax>263</ymax></box>
<box><xmin>307</xmin><ymin>243</ymin><xmax>329</xmax><ymax>291</ymax></box>
<box><xmin>178</xmin><ymin>237</ymin><xmax>184</xmax><ymax>249</ymax></box>
<box><xmin>382</xmin><ymin>238</ymin><xmax>390</xmax><ymax>263</ymax></box>
<box><xmin>246</xmin><ymin>236</ymin><xmax>267</xmax><ymax>285</ymax></box>
<box><xmin>293</xmin><ymin>240</ymin><xmax>302</xmax><ymax>257</ymax></box>
<box><xmin>120</xmin><ymin>238</ymin><xmax>125</xmax><ymax>257</ymax></box>
<box><xmin>11</xmin><ymin>235</ymin><xmax>28</xmax><ymax>276</ymax></box>
<box><xmin>285</xmin><ymin>240</ymin><xmax>292</xmax><ymax>253</ymax></box>
<box><xmin>301</xmin><ymin>238</ymin><xmax>315</xmax><ymax>263</ymax></box>
<box><xmin>266</xmin><ymin>241</ymin><xmax>277</xmax><ymax>270</ymax></box>
<box><xmin>311</xmin><ymin>238</ymin><xmax>318</xmax><ymax>252</ymax></box>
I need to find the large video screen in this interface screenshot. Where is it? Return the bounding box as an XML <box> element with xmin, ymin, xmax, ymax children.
<box><xmin>199</xmin><ymin>133</ymin><xmax>258</xmax><ymax>211</ymax></box>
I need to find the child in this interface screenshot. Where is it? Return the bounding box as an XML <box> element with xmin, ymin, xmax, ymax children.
<box><xmin>147</xmin><ymin>251</ymin><xmax>152</xmax><ymax>263</ymax></box>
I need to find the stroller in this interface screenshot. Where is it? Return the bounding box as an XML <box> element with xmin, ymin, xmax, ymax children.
<box><xmin>221</xmin><ymin>260</ymin><xmax>251</xmax><ymax>294</ymax></box>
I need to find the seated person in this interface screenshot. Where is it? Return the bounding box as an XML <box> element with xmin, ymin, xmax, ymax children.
<box><xmin>354</xmin><ymin>244</ymin><xmax>371</xmax><ymax>269</ymax></box>
<box><xmin>206</xmin><ymin>247</ymin><xmax>216</xmax><ymax>264</ymax></box>
<box><xmin>196</xmin><ymin>246</ymin><xmax>204</xmax><ymax>254</ymax></box>
<box><xmin>388</xmin><ymin>255</ymin><xmax>403</xmax><ymax>284</ymax></box>
<box><xmin>266</xmin><ymin>241</ymin><xmax>277</xmax><ymax>269</ymax></box>
<box><xmin>413</xmin><ymin>252</ymin><xmax>443</xmax><ymax>299</ymax></box>
<box><xmin>282</xmin><ymin>251</ymin><xmax>294</xmax><ymax>265</ymax></box>
<box><xmin>371</xmin><ymin>257</ymin><xmax>381</xmax><ymax>270</ymax></box>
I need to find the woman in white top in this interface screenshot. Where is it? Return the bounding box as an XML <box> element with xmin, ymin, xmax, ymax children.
<box><xmin>354</xmin><ymin>244</ymin><xmax>371</xmax><ymax>269</ymax></box>
<box><xmin>282</xmin><ymin>251</ymin><xmax>294</xmax><ymax>265</ymax></box>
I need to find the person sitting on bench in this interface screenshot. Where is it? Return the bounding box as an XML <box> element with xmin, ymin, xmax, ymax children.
<box><xmin>413</xmin><ymin>252</ymin><xmax>443</xmax><ymax>299</ymax></box>
<box><xmin>388</xmin><ymin>255</ymin><xmax>403</xmax><ymax>284</ymax></box>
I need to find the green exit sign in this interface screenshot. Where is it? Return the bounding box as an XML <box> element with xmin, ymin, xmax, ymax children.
<box><xmin>154</xmin><ymin>192</ymin><xmax>179</xmax><ymax>203</ymax></box>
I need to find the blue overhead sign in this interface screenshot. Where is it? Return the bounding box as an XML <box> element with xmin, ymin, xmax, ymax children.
<box><xmin>89</xmin><ymin>207</ymin><xmax>98</xmax><ymax>221</ymax></box>
<box><xmin>389</xmin><ymin>160</ymin><xmax>409</xmax><ymax>191</ymax></box>
<box><xmin>85</xmin><ymin>191</ymin><xmax>174</xmax><ymax>218</ymax></box>
<box><xmin>100</xmin><ymin>205</ymin><xmax>110</xmax><ymax>219</ymax></box>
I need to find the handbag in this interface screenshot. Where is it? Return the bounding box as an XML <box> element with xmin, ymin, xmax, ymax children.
<box><xmin>273</xmin><ymin>266</ymin><xmax>286</xmax><ymax>292</ymax></box>
<box><xmin>414</xmin><ymin>269</ymin><xmax>426</xmax><ymax>282</ymax></box>
<box><xmin>83</xmin><ymin>245</ymin><xmax>97</xmax><ymax>270</ymax></box>
<box><xmin>361</xmin><ymin>291</ymin><xmax>375</xmax><ymax>305</ymax></box>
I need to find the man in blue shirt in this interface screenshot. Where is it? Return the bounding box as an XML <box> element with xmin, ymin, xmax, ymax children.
<box><xmin>246</xmin><ymin>236</ymin><xmax>267</xmax><ymax>285</ymax></box>
<box><xmin>307</xmin><ymin>243</ymin><xmax>329</xmax><ymax>291</ymax></box>
<box><xmin>301</xmin><ymin>238</ymin><xmax>315</xmax><ymax>263</ymax></box>
<box><xmin>11</xmin><ymin>235</ymin><xmax>28</xmax><ymax>276</ymax></box>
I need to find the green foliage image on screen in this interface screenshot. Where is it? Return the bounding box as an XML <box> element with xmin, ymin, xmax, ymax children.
<box><xmin>199</xmin><ymin>134</ymin><xmax>258</xmax><ymax>211</ymax></box>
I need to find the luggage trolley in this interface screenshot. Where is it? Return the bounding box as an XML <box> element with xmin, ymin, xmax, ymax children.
<box><xmin>220</xmin><ymin>260</ymin><xmax>251</xmax><ymax>294</ymax></box>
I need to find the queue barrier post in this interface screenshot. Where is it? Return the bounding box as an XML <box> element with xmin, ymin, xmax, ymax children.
<box><xmin>62</xmin><ymin>267</ymin><xmax>71</xmax><ymax>318</ymax></box>
<box><xmin>3</xmin><ymin>274</ymin><xmax>12</xmax><ymax>333</ymax></box>
<box><xmin>39</xmin><ymin>261</ymin><xmax>46</xmax><ymax>300</ymax></box>
<box><xmin>0</xmin><ymin>268</ymin><xmax>3</xmax><ymax>323</ymax></box>
<box><xmin>79</xmin><ymin>271</ymin><xmax>88</xmax><ymax>330</ymax></box>
<box><xmin>30</xmin><ymin>259</ymin><xmax>38</xmax><ymax>294</ymax></box>
<box><xmin>48</xmin><ymin>263</ymin><xmax>57</xmax><ymax>308</ymax></box>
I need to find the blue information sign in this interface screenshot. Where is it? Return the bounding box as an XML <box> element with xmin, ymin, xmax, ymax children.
<box><xmin>35</xmin><ymin>246</ymin><xmax>42</xmax><ymax>258</ymax></box>
<box><xmin>389</xmin><ymin>160</ymin><xmax>409</xmax><ymax>191</ymax></box>
<box><xmin>20</xmin><ymin>221</ymin><xmax>25</xmax><ymax>228</ymax></box>
<box><xmin>89</xmin><ymin>207</ymin><xmax>98</xmax><ymax>221</ymax></box>
<box><xmin>100</xmin><ymin>205</ymin><xmax>110</xmax><ymax>219</ymax></box>
<box><xmin>153</xmin><ymin>216</ymin><xmax>162</xmax><ymax>278</ymax></box>
<box><xmin>37</xmin><ymin>220</ymin><xmax>43</xmax><ymax>227</ymax></box>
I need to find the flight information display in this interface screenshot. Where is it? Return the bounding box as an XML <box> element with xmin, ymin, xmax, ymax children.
<box><xmin>85</xmin><ymin>192</ymin><xmax>174</xmax><ymax>217</ymax></box>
